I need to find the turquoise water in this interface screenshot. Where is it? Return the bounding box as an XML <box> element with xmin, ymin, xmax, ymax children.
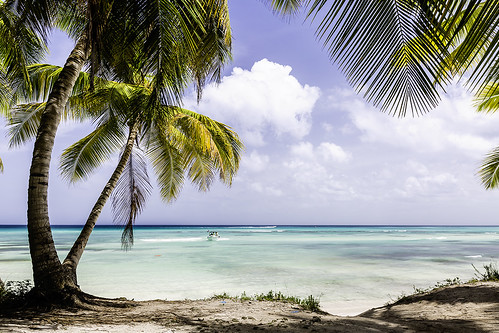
<box><xmin>0</xmin><ymin>225</ymin><xmax>497</xmax><ymax>315</ymax></box>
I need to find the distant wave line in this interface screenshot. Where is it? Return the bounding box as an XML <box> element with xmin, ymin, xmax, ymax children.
<box><xmin>140</xmin><ymin>237</ymin><xmax>203</xmax><ymax>243</ymax></box>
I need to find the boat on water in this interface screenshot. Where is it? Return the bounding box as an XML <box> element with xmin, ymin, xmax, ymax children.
<box><xmin>207</xmin><ymin>231</ymin><xmax>220</xmax><ymax>241</ymax></box>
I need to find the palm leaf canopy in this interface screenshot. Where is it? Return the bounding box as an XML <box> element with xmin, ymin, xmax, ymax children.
<box><xmin>5</xmin><ymin>0</ymin><xmax>231</xmax><ymax>108</ymax></box>
<box><xmin>265</xmin><ymin>0</ymin><xmax>499</xmax><ymax>116</ymax></box>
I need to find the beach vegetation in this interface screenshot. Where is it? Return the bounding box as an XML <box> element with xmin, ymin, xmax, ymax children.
<box><xmin>0</xmin><ymin>279</ymin><xmax>33</xmax><ymax>309</ymax></box>
<box><xmin>473</xmin><ymin>263</ymin><xmax>499</xmax><ymax>281</ymax></box>
<box><xmin>391</xmin><ymin>262</ymin><xmax>499</xmax><ymax>304</ymax></box>
<box><xmin>212</xmin><ymin>290</ymin><xmax>323</xmax><ymax>313</ymax></box>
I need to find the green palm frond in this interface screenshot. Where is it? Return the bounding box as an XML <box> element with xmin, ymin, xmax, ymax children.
<box><xmin>451</xmin><ymin>1</ymin><xmax>499</xmax><ymax>93</ymax></box>
<box><xmin>175</xmin><ymin>108</ymin><xmax>243</xmax><ymax>185</ymax></box>
<box><xmin>54</xmin><ymin>1</ymin><xmax>86</xmax><ymax>40</ymax></box>
<box><xmin>475</xmin><ymin>81</ymin><xmax>499</xmax><ymax>113</ymax></box>
<box><xmin>8</xmin><ymin>0</ymin><xmax>62</xmax><ymax>40</ymax></box>
<box><xmin>111</xmin><ymin>145</ymin><xmax>152</xmax><ymax>250</ymax></box>
<box><xmin>22</xmin><ymin>64</ymin><xmax>95</xmax><ymax>102</ymax></box>
<box><xmin>479</xmin><ymin>146</ymin><xmax>499</xmax><ymax>189</ymax></box>
<box><xmin>307</xmin><ymin>0</ymin><xmax>459</xmax><ymax>116</ymax></box>
<box><xmin>190</xmin><ymin>0</ymin><xmax>232</xmax><ymax>100</ymax></box>
<box><xmin>0</xmin><ymin>156</ymin><xmax>3</xmax><ymax>173</ymax></box>
<box><xmin>147</xmin><ymin>125</ymin><xmax>185</xmax><ymax>202</ymax></box>
<box><xmin>59</xmin><ymin>118</ymin><xmax>127</xmax><ymax>182</ymax></box>
<box><xmin>267</xmin><ymin>0</ymin><xmax>303</xmax><ymax>16</ymax></box>
<box><xmin>0</xmin><ymin>3</ymin><xmax>47</xmax><ymax>90</ymax></box>
<box><xmin>8</xmin><ymin>102</ymin><xmax>45</xmax><ymax>147</ymax></box>
<box><xmin>0</xmin><ymin>69</ymin><xmax>13</xmax><ymax>116</ymax></box>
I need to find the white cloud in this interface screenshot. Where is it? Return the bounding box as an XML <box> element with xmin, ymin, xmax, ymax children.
<box><xmin>317</xmin><ymin>142</ymin><xmax>351</xmax><ymax>163</ymax></box>
<box><xmin>250</xmin><ymin>182</ymin><xmax>283</xmax><ymax>196</ymax></box>
<box><xmin>290</xmin><ymin>141</ymin><xmax>351</xmax><ymax>164</ymax></box>
<box><xmin>329</xmin><ymin>87</ymin><xmax>499</xmax><ymax>158</ymax></box>
<box><xmin>284</xmin><ymin>141</ymin><xmax>354</xmax><ymax>199</ymax></box>
<box><xmin>187</xmin><ymin>59</ymin><xmax>321</xmax><ymax>146</ymax></box>
<box><xmin>243</xmin><ymin>151</ymin><xmax>270</xmax><ymax>173</ymax></box>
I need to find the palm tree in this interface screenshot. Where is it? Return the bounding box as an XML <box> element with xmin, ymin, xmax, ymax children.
<box><xmin>9</xmin><ymin>64</ymin><xmax>242</xmax><ymax>286</ymax></box>
<box><xmin>1</xmin><ymin>0</ymin><xmax>233</xmax><ymax>303</ymax></box>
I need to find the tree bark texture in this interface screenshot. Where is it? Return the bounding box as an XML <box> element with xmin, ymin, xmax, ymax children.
<box><xmin>63</xmin><ymin>123</ymin><xmax>139</xmax><ymax>282</ymax></box>
<box><xmin>27</xmin><ymin>34</ymin><xmax>90</xmax><ymax>294</ymax></box>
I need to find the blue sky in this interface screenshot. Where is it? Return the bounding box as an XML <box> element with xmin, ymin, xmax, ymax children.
<box><xmin>2</xmin><ymin>1</ymin><xmax>499</xmax><ymax>225</ymax></box>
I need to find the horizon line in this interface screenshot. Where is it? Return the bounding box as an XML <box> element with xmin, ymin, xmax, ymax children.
<box><xmin>1</xmin><ymin>224</ymin><xmax>498</xmax><ymax>228</ymax></box>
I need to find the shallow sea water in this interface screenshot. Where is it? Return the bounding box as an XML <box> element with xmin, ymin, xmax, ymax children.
<box><xmin>1</xmin><ymin>225</ymin><xmax>497</xmax><ymax>315</ymax></box>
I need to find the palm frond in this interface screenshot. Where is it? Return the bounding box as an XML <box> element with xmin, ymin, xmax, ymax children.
<box><xmin>451</xmin><ymin>0</ymin><xmax>499</xmax><ymax>94</ymax></box>
<box><xmin>475</xmin><ymin>81</ymin><xmax>499</xmax><ymax>113</ymax></box>
<box><xmin>8</xmin><ymin>0</ymin><xmax>63</xmax><ymax>40</ymax></box>
<box><xmin>8</xmin><ymin>102</ymin><xmax>45</xmax><ymax>147</ymax></box>
<box><xmin>307</xmin><ymin>0</ymin><xmax>463</xmax><ymax>116</ymax></box>
<box><xmin>265</xmin><ymin>0</ymin><xmax>303</xmax><ymax>16</ymax></box>
<box><xmin>0</xmin><ymin>156</ymin><xmax>3</xmax><ymax>173</ymax></box>
<box><xmin>190</xmin><ymin>0</ymin><xmax>232</xmax><ymax>101</ymax></box>
<box><xmin>174</xmin><ymin>108</ymin><xmax>243</xmax><ymax>186</ymax></box>
<box><xmin>0</xmin><ymin>3</ymin><xmax>48</xmax><ymax>93</ymax></box>
<box><xmin>59</xmin><ymin>118</ymin><xmax>127</xmax><ymax>182</ymax></box>
<box><xmin>111</xmin><ymin>145</ymin><xmax>152</xmax><ymax>250</ymax></box>
<box><xmin>147</xmin><ymin>124</ymin><xmax>185</xmax><ymax>202</ymax></box>
<box><xmin>479</xmin><ymin>146</ymin><xmax>499</xmax><ymax>189</ymax></box>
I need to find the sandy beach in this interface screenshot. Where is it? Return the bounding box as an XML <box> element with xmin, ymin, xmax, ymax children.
<box><xmin>1</xmin><ymin>281</ymin><xmax>497</xmax><ymax>332</ymax></box>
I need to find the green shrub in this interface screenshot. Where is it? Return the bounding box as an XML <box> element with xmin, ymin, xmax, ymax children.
<box><xmin>0</xmin><ymin>279</ymin><xmax>33</xmax><ymax>306</ymax></box>
<box><xmin>473</xmin><ymin>263</ymin><xmax>499</xmax><ymax>281</ymax></box>
<box><xmin>301</xmin><ymin>295</ymin><xmax>321</xmax><ymax>312</ymax></box>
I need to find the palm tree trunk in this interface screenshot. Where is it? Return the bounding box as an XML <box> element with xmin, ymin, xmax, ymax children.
<box><xmin>27</xmin><ymin>34</ymin><xmax>90</xmax><ymax>297</ymax></box>
<box><xmin>63</xmin><ymin>122</ymin><xmax>139</xmax><ymax>283</ymax></box>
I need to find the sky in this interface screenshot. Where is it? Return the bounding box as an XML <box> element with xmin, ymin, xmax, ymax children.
<box><xmin>1</xmin><ymin>1</ymin><xmax>499</xmax><ymax>225</ymax></box>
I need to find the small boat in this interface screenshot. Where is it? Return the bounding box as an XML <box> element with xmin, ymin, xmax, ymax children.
<box><xmin>207</xmin><ymin>230</ymin><xmax>220</xmax><ymax>241</ymax></box>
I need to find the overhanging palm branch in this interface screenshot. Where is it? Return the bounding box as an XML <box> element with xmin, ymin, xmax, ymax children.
<box><xmin>266</xmin><ymin>1</ymin><xmax>498</xmax><ymax>116</ymax></box>
<box><xmin>475</xmin><ymin>81</ymin><xmax>499</xmax><ymax>113</ymax></box>
<box><xmin>478</xmin><ymin>147</ymin><xmax>499</xmax><ymax>189</ymax></box>
<box><xmin>111</xmin><ymin>145</ymin><xmax>152</xmax><ymax>249</ymax></box>
<box><xmin>305</xmin><ymin>0</ymin><xmax>460</xmax><ymax>116</ymax></box>
<box><xmin>0</xmin><ymin>156</ymin><xmax>3</xmax><ymax>173</ymax></box>
<box><xmin>60</xmin><ymin>119</ymin><xmax>127</xmax><ymax>182</ymax></box>
<box><xmin>0</xmin><ymin>2</ymin><xmax>47</xmax><ymax>91</ymax></box>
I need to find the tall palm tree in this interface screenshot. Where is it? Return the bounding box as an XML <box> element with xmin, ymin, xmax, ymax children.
<box><xmin>9</xmin><ymin>64</ymin><xmax>242</xmax><ymax>286</ymax></box>
<box><xmin>1</xmin><ymin>0</ymin><xmax>232</xmax><ymax>303</ymax></box>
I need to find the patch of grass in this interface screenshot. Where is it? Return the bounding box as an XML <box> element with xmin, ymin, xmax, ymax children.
<box><xmin>301</xmin><ymin>295</ymin><xmax>321</xmax><ymax>312</ymax></box>
<box><xmin>212</xmin><ymin>292</ymin><xmax>231</xmax><ymax>300</ymax></box>
<box><xmin>473</xmin><ymin>263</ymin><xmax>499</xmax><ymax>282</ymax></box>
<box><xmin>211</xmin><ymin>290</ymin><xmax>322</xmax><ymax>312</ymax></box>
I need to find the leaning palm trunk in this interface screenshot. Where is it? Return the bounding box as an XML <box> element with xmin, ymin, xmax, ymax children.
<box><xmin>62</xmin><ymin>122</ymin><xmax>139</xmax><ymax>283</ymax></box>
<box><xmin>27</xmin><ymin>34</ymin><xmax>90</xmax><ymax>298</ymax></box>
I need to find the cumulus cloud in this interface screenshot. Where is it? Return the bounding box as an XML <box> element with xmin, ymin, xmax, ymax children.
<box><xmin>290</xmin><ymin>141</ymin><xmax>351</xmax><ymax>164</ymax></box>
<box><xmin>187</xmin><ymin>59</ymin><xmax>321</xmax><ymax>146</ymax></box>
<box><xmin>284</xmin><ymin>141</ymin><xmax>354</xmax><ymax>199</ymax></box>
<box><xmin>250</xmin><ymin>182</ymin><xmax>283</xmax><ymax>197</ymax></box>
<box><xmin>328</xmin><ymin>87</ymin><xmax>499</xmax><ymax>158</ymax></box>
<box><xmin>243</xmin><ymin>151</ymin><xmax>270</xmax><ymax>173</ymax></box>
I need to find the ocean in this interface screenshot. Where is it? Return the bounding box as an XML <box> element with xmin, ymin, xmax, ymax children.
<box><xmin>0</xmin><ymin>225</ymin><xmax>497</xmax><ymax>315</ymax></box>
